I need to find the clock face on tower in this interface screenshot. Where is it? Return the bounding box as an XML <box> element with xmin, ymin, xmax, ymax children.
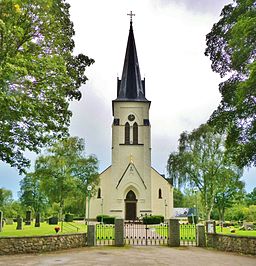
<box><xmin>128</xmin><ymin>114</ymin><xmax>135</xmax><ymax>121</ymax></box>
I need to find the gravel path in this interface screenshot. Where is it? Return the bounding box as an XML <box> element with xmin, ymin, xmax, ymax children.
<box><xmin>0</xmin><ymin>246</ymin><xmax>255</xmax><ymax>266</ymax></box>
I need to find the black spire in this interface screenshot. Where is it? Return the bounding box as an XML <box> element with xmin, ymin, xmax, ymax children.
<box><xmin>116</xmin><ymin>18</ymin><xmax>147</xmax><ymax>101</ymax></box>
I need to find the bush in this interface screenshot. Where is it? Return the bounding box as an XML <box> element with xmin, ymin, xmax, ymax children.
<box><xmin>64</xmin><ymin>213</ymin><xmax>73</xmax><ymax>222</ymax></box>
<box><xmin>143</xmin><ymin>215</ymin><xmax>164</xmax><ymax>224</ymax></box>
<box><xmin>96</xmin><ymin>215</ymin><xmax>115</xmax><ymax>224</ymax></box>
<box><xmin>48</xmin><ymin>216</ymin><xmax>58</xmax><ymax>225</ymax></box>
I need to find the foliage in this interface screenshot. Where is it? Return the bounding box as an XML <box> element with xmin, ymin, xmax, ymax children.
<box><xmin>19</xmin><ymin>173</ymin><xmax>49</xmax><ymax>214</ymax></box>
<box><xmin>33</xmin><ymin>137</ymin><xmax>99</xmax><ymax>219</ymax></box>
<box><xmin>173</xmin><ymin>188</ymin><xmax>185</xmax><ymax>207</ymax></box>
<box><xmin>64</xmin><ymin>213</ymin><xmax>73</xmax><ymax>222</ymax></box>
<box><xmin>142</xmin><ymin>215</ymin><xmax>164</xmax><ymax>224</ymax></box>
<box><xmin>205</xmin><ymin>0</ymin><xmax>256</xmax><ymax>167</ymax></box>
<box><xmin>96</xmin><ymin>215</ymin><xmax>115</xmax><ymax>224</ymax></box>
<box><xmin>225</xmin><ymin>204</ymin><xmax>249</xmax><ymax>221</ymax></box>
<box><xmin>245</xmin><ymin>187</ymin><xmax>256</xmax><ymax>206</ymax></box>
<box><xmin>0</xmin><ymin>0</ymin><xmax>94</xmax><ymax>173</ymax></box>
<box><xmin>0</xmin><ymin>188</ymin><xmax>12</xmax><ymax>207</ymax></box>
<box><xmin>167</xmin><ymin>124</ymin><xmax>243</xmax><ymax>220</ymax></box>
<box><xmin>214</xmin><ymin>172</ymin><xmax>245</xmax><ymax>221</ymax></box>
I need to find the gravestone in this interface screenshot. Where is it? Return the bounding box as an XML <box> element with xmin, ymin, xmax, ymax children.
<box><xmin>49</xmin><ymin>216</ymin><xmax>58</xmax><ymax>225</ymax></box>
<box><xmin>25</xmin><ymin>210</ymin><xmax>32</xmax><ymax>225</ymax></box>
<box><xmin>5</xmin><ymin>218</ymin><xmax>13</xmax><ymax>225</ymax></box>
<box><xmin>0</xmin><ymin>211</ymin><xmax>3</xmax><ymax>232</ymax></box>
<box><xmin>16</xmin><ymin>215</ymin><xmax>23</xmax><ymax>230</ymax></box>
<box><xmin>35</xmin><ymin>212</ymin><xmax>40</xmax><ymax>227</ymax></box>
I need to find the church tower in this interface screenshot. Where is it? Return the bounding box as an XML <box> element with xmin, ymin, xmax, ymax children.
<box><xmin>111</xmin><ymin>19</ymin><xmax>152</xmax><ymax>219</ymax></box>
<box><xmin>89</xmin><ymin>16</ymin><xmax>173</xmax><ymax>220</ymax></box>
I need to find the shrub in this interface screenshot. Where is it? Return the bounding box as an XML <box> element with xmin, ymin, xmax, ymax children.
<box><xmin>64</xmin><ymin>213</ymin><xmax>73</xmax><ymax>222</ymax></box>
<box><xmin>143</xmin><ymin>215</ymin><xmax>164</xmax><ymax>224</ymax></box>
<box><xmin>96</xmin><ymin>215</ymin><xmax>115</xmax><ymax>224</ymax></box>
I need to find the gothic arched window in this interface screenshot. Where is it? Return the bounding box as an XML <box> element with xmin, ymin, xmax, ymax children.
<box><xmin>133</xmin><ymin>122</ymin><xmax>138</xmax><ymax>144</ymax></box>
<box><xmin>97</xmin><ymin>188</ymin><xmax>101</xmax><ymax>198</ymax></box>
<box><xmin>125</xmin><ymin>122</ymin><xmax>130</xmax><ymax>144</ymax></box>
<box><xmin>158</xmin><ymin>189</ymin><xmax>162</xmax><ymax>199</ymax></box>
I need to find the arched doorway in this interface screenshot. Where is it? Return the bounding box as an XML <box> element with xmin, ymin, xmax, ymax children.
<box><xmin>125</xmin><ymin>190</ymin><xmax>137</xmax><ymax>220</ymax></box>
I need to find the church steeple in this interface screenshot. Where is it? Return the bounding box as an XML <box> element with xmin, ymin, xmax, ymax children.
<box><xmin>116</xmin><ymin>16</ymin><xmax>148</xmax><ymax>101</ymax></box>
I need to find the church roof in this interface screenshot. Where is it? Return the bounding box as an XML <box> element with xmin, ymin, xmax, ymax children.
<box><xmin>115</xmin><ymin>21</ymin><xmax>149</xmax><ymax>102</ymax></box>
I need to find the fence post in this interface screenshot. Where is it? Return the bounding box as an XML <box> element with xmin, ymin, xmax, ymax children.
<box><xmin>196</xmin><ymin>224</ymin><xmax>206</xmax><ymax>247</ymax></box>
<box><xmin>205</xmin><ymin>220</ymin><xmax>216</xmax><ymax>248</ymax></box>
<box><xmin>168</xmin><ymin>219</ymin><xmax>180</xmax><ymax>247</ymax></box>
<box><xmin>115</xmin><ymin>218</ymin><xmax>124</xmax><ymax>247</ymax></box>
<box><xmin>0</xmin><ymin>211</ymin><xmax>3</xmax><ymax>232</ymax></box>
<box><xmin>87</xmin><ymin>224</ymin><xmax>96</xmax><ymax>246</ymax></box>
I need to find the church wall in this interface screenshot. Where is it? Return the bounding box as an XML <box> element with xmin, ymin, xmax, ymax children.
<box><xmin>151</xmin><ymin>168</ymin><xmax>173</xmax><ymax>219</ymax></box>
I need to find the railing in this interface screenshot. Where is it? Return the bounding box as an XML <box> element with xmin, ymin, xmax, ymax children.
<box><xmin>180</xmin><ymin>224</ymin><xmax>196</xmax><ymax>246</ymax></box>
<box><xmin>96</xmin><ymin>224</ymin><xmax>115</xmax><ymax>245</ymax></box>
<box><xmin>61</xmin><ymin>222</ymin><xmax>80</xmax><ymax>233</ymax></box>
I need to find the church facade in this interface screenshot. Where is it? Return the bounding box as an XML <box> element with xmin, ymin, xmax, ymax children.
<box><xmin>90</xmin><ymin>19</ymin><xmax>173</xmax><ymax>220</ymax></box>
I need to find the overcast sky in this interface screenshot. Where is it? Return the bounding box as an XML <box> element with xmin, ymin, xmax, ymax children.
<box><xmin>1</xmin><ymin>0</ymin><xmax>255</xmax><ymax>198</ymax></box>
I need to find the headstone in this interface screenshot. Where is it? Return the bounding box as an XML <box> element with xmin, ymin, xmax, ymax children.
<box><xmin>5</xmin><ymin>218</ymin><xmax>13</xmax><ymax>225</ymax></box>
<box><xmin>49</xmin><ymin>216</ymin><xmax>58</xmax><ymax>225</ymax></box>
<box><xmin>0</xmin><ymin>211</ymin><xmax>3</xmax><ymax>232</ymax></box>
<box><xmin>25</xmin><ymin>210</ymin><xmax>32</xmax><ymax>225</ymax></box>
<box><xmin>16</xmin><ymin>215</ymin><xmax>23</xmax><ymax>230</ymax></box>
<box><xmin>243</xmin><ymin>222</ymin><xmax>254</xmax><ymax>231</ymax></box>
<box><xmin>35</xmin><ymin>212</ymin><xmax>40</xmax><ymax>227</ymax></box>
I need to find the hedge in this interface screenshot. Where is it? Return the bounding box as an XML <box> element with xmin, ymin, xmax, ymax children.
<box><xmin>143</xmin><ymin>215</ymin><xmax>164</xmax><ymax>224</ymax></box>
<box><xmin>96</xmin><ymin>215</ymin><xmax>115</xmax><ymax>224</ymax></box>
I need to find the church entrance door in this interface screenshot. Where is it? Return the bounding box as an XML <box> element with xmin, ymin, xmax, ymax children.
<box><xmin>125</xmin><ymin>190</ymin><xmax>137</xmax><ymax>220</ymax></box>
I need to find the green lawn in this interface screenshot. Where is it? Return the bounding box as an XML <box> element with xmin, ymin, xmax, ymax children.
<box><xmin>155</xmin><ymin>224</ymin><xmax>196</xmax><ymax>241</ymax></box>
<box><xmin>216</xmin><ymin>226</ymin><xmax>256</xmax><ymax>237</ymax></box>
<box><xmin>0</xmin><ymin>221</ymin><xmax>86</xmax><ymax>237</ymax></box>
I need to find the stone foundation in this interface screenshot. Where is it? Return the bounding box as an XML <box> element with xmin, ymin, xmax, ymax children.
<box><xmin>0</xmin><ymin>233</ymin><xmax>86</xmax><ymax>255</ymax></box>
<box><xmin>207</xmin><ymin>233</ymin><xmax>256</xmax><ymax>255</ymax></box>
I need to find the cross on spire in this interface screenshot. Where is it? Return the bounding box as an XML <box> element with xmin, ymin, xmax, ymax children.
<box><xmin>127</xmin><ymin>11</ymin><xmax>135</xmax><ymax>23</ymax></box>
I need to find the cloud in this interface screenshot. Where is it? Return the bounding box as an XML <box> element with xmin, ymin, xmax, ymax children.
<box><xmin>158</xmin><ymin>0</ymin><xmax>232</xmax><ymax>14</ymax></box>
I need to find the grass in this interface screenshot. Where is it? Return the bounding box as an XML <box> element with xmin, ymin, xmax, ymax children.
<box><xmin>216</xmin><ymin>226</ymin><xmax>256</xmax><ymax>237</ymax></box>
<box><xmin>155</xmin><ymin>224</ymin><xmax>196</xmax><ymax>241</ymax></box>
<box><xmin>0</xmin><ymin>221</ymin><xmax>86</xmax><ymax>237</ymax></box>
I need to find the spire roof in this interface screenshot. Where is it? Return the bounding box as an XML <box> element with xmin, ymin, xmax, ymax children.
<box><xmin>115</xmin><ymin>20</ymin><xmax>148</xmax><ymax>102</ymax></box>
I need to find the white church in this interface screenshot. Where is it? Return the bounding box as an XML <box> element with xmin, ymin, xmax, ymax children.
<box><xmin>90</xmin><ymin>18</ymin><xmax>173</xmax><ymax>220</ymax></box>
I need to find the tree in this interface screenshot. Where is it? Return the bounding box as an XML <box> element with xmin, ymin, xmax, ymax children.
<box><xmin>205</xmin><ymin>0</ymin><xmax>256</xmax><ymax>167</ymax></box>
<box><xmin>167</xmin><ymin>124</ymin><xmax>243</xmax><ymax>220</ymax></box>
<box><xmin>214</xmin><ymin>172</ymin><xmax>245</xmax><ymax>221</ymax></box>
<box><xmin>0</xmin><ymin>188</ymin><xmax>13</xmax><ymax>208</ymax></box>
<box><xmin>0</xmin><ymin>0</ymin><xmax>94</xmax><ymax>173</ymax></box>
<box><xmin>245</xmin><ymin>187</ymin><xmax>256</xmax><ymax>206</ymax></box>
<box><xmin>19</xmin><ymin>173</ymin><xmax>48</xmax><ymax>214</ymax></box>
<box><xmin>173</xmin><ymin>188</ymin><xmax>185</xmax><ymax>207</ymax></box>
<box><xmin>34</xmin><ymin>137</ymin><xmax>99</xmax><ymax>219</ymax></box>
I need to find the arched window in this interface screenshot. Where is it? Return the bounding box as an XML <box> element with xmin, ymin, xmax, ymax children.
<box><xmin>133</xmin><ymin>122</ymin><xmax>138</xmax><ymax>144</ymax></box>
<box><xmin>158</xmin><ymin>189</ymin><xmax>162</xmax><ymax>199</ymax></box>
<box><xmin>97</xmin><ymin>188</ymin><xmax>101</xmax><ymax>198</ymax></box>
<box><xmin>126</xmin><ymin>190</ymin><xmax>137</xmax><ymax>201</ymax></box>
<box><xmin>125</xmin><ymin>122</ymin><xmax>130</xmax><ymax>144</ymax></box>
